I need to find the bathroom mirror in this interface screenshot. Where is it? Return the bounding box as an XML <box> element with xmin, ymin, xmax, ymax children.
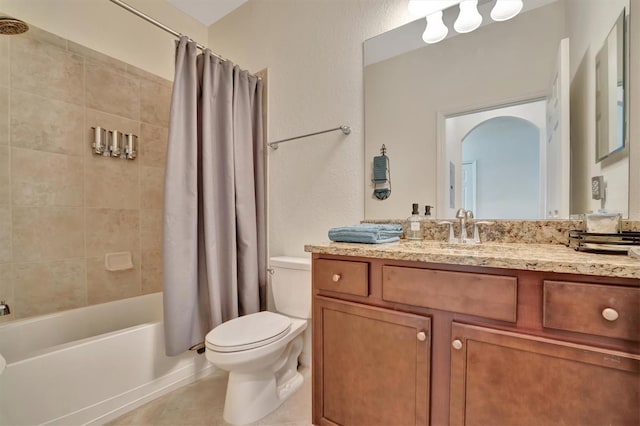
<box><xmin>364</xmin><ymin>0</ymin><xmax>631</xmax><ymax>220</ymax></box>
<box><xmin>595</xmin><ymin>10</ymin><xmax>627</xmax><ymax>162</ymax></box>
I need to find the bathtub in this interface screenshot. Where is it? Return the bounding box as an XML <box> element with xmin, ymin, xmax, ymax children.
<box><xmin>0</xmin><ymin>293</ymin><xmax>214</xmax><ymax>426</ymax></box>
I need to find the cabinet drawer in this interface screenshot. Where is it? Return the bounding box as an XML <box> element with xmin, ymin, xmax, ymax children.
<box><xmin>313</xmin><ymin>259</ymin><xmax>368</xmax><ymax>297</ymax></box>
<box><xmin>543</xmin><ymin>281</ymin><xmax>640</xmax><ymax>341</ymax></box>
<box><xmin>382</xmin><ymin>266</ymin><xmax>517</xmax><ymax>322</ymax></box>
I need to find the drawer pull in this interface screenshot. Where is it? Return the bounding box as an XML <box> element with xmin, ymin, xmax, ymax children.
<box><xmin>332</xmin><ymin>274</ymin><xmax>342</xmax><ymax>282</ymax></box>
<box><xmin>452</xmin><ymin>339</ymin><xmax>463</xmax><ymax>350</ymax></box>
<box><xmin>417</xmin><ymin>331</ymin><xmax>427</xmax><ymax>341</ymax></box>
<box><xmin>602</xmin><ymin>307</ymin><xmax>619</xmax><ymax>322</ymax></box>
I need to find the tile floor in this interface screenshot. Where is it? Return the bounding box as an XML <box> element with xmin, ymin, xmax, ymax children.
<box><xmin>106</xmin><ymin>367</ymin><xmax>312</xmax><ymax>426</ymax></box>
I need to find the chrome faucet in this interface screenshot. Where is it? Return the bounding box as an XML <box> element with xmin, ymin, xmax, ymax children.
<box><xmin>455</xmin><ymin>208</ymin><xmax>473</xmax><ymax>243</ymax></box>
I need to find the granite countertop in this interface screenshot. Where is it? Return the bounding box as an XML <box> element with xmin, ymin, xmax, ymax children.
<box><xmin>304</xmin><ymin>240</ymin><xmax>640</xmax><ymax>279</ymax></box>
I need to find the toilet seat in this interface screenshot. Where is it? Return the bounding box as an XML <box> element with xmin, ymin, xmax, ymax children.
<box><xmin>205</xmin><ymin>311</ymin><xmax>291</xmax><ymax>353</ymax></box>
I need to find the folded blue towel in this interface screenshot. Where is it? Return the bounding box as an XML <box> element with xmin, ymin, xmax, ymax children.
<box><xmin>329</xmin><ymin>234</ymin><xmax>400</xmax><ymax>244</ymax></box>
<box><xmin>328</xmin><ymin>224</ymin><xmax>403</xmax><ymax>244</ymax></box>
<box><xmin>373</xmin><ymin>155</ymin><xmax>388</xmax><ymax>182</ymax></box>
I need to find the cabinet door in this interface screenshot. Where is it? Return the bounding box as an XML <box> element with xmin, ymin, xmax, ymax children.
<box><xmin>450</xmin><ymin>322</ymin><xmax>640</xmax><ymax>426</ymax></box>
<box><xmin>313</xmin><ymin>296</ymin><xmax>431</xmax><ymax>426</ymax></box>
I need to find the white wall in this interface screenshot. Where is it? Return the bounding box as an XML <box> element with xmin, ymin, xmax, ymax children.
<box><xmin>0</xmin><ymin>0</ymin><xmax>208</xmax><ymax>80</ymax></box>
<box><xmin>208</xmin><ymin>0</ymin><xmax>413</xmax><ymax>257</ymax></box>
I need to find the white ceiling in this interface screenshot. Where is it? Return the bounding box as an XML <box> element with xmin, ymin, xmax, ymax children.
<box><xmin>165</xmin><ymin>0</ymin><xmax>248</xmax><ymax>26</ymax></box>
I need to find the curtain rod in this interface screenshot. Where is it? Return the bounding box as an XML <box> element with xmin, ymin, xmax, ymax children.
<box><xmin>108</xmin><ymin>0</ymin><xmax>260</xmax><ymax>80</ymax></box>
<box><xmin>268</xmin><ymin>125</ymin><xmax>351</xmax><ymax>150</ymax></box>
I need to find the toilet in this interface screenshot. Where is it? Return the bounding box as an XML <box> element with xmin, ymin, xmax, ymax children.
<box><xmin>205</xmin><ymin>256</ymin><xmax>311</xmax><ymax>425</ymax></box>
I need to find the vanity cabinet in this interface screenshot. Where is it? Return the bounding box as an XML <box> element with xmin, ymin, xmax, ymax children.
<box><xmin>311</xmin><ymin>254</ymin><xmax>640</xmax><ymax>426</ymax></box>
<box><xmin>449</xmin><ymin>323</ymin><xmax>639</xmax><ymax>425</ymax></box>
<box><xmin>313</xmin><ymin>297</ymin><xmax>431</xmax><ymax>426</ymax></box>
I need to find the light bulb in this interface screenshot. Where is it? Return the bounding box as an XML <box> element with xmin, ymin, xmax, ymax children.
<box><xmin>491</xmin><ymin>0</ymin><xmax>523</xmax><ymax>21</ymax></box>
<box><xmin>454</xmin><ymin>0</ymin><xmax>482</xmax><ymax>33</ymax></box>
<box><xmin>422</xmin><ymin>12</ymin><xmax>448</xmax><ymax>44</ymax></box>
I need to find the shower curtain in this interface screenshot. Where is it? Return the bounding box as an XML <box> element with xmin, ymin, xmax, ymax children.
<box><xmin>163</xmin><ymin>37</ymin><xmax>265</xmax><ymax>356</ymax></box>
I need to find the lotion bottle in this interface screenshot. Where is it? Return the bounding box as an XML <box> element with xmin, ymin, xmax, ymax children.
<box><xmin>406</xmin><ymin>203</ymin><xmax>422</xmax><ymax>240</ymax></box>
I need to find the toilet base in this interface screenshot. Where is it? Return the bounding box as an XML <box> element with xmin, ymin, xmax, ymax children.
<box><xmin>222</xmin><ymin>335</ymin><xmax>305</xmax><ymax>425</ymax></box>
<box><xmin>223</xmin><ymin>368</ymin><xmax>304</xmax><ymax>425</ymax></box>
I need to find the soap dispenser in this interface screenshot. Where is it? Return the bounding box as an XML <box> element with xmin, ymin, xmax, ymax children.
<box><xmin>424</xmin><ymin>205</ymin><xmax>433</xmax><ymax>218</ymax></box>
<box><xmin>406</xmin><ymin>203</ymin><xmax>422</xmax><ymax>240</ymax></box>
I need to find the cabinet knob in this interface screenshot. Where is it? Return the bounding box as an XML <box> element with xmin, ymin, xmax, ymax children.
<box><xmin>452</xmin><ymin>339</ymin><xmax>463</xmax><ymax>350</ymax></box>
<box><xmin>417</xmin><ymin>331</ymin><xmax>427</xmax><ymax>341</ymax></box>
<box><xmin>602</xmin><ymin>307</ymin><xmax>619</xmax><ymax>322</ymax></box>
<box><xmin>332</xmin><ymin>274</ymin><xmax>341</xmax><ymax>282</ymax></box>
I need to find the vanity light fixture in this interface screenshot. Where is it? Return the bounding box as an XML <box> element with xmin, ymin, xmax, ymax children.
<box><xmin>454</xmin><ymin>0</ymin><xmax>483</xmax><ymax>33</ymax></box>
<box><xmin>423</xmin><ymin>11</ymin><xmax>449</xmax><ymax>44</ymax></box>
<box><xmin>408</xmin><ymin>0</ymin><xmax>525</xmax><ymax>44</ymax></box>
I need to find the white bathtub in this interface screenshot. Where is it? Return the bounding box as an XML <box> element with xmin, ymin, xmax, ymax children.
<box><xmin>0</xmin><ymin>293</ymin><xmax>214</xmax><ymax>426</ymax></box>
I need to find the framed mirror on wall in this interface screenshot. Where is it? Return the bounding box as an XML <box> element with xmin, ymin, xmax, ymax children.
<box><xmin>595</xmin><ymin>10</ymin><xmax>627</xmax><ymax>162</ymax></box>
<box><xmin>363</xmin><ymin>0</ymin><xmax>632</xmax><ymax>220</ymax></box>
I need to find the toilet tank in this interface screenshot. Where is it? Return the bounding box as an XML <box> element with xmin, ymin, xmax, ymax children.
<box><xmin>270</xmin><ymin>256</ymin><xmax>311</xmax><ymax>319</ymax></box>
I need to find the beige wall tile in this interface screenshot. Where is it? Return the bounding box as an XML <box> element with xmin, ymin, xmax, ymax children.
<box><xmin>141</xmin><ymin>209</ymin><xmax>162</xmax><ymax>294</ymax></box>
<box><xmin>11</xmin><ymin>90</ymin><xmax>84</xmax><ymax>155</ymax></box>
<box><xmin>13</xmin><ymin>259</ymin><xmax>86</xmax><ymax>319</ymax></box>
<box><xmin>0</xmin><ymin>146</ymin><xmax>8</xmax><ymax>205</ymax></box>
<box><xmin>141</xmin><ymin>249</ymin><xmax>162</xmax><ymax>294</ymax></box>
<box><xmin>68</xmin><ymin>41</ymin><xmax>127</xmax><ymax>72</ymax></box>
<box><xmin>0</xmin><ymin>87</ymin><xmax>8</xmax><ymax>145</ymax></box>
<box><xmin>12</xmin><ymin>207</ymin><xmax>84</xmax><ymax>262</ymax></box>
<box><xmin>85</xmin><ymin>208</ymin><xmax>140</xmax><ymax>258</ymax></box>
<box><xmin>140</xmin><ymin>166</ymin><xmax>164</xmax><ymax>209</ymax></box>
<box><xmin>0</xmin><ymin>206</ymin><xmax>10</xmax><ymax>262</ymax></box>
<box><xmin>85</xmin><ymin>156</ymin><xmax>139</xmax><ymax>209</ymax></box>
<box><xmin>139</xmin><ymin>123</ymin><xmax>168</xmax><ymax>167</ymax></box>
<box><xmin>126</xmin><ymin>64</ymin><xmax>171</xmax><ymax>87</ymax></box>
<box><xmin>86</xmin><ymin>255</ymin><xmax>140</xmax><ymax>304</ymax></box>
<box><xmin>0</xmin><ymin>37</ymin><xmax>9</xmax><ymax>87</ymax></box>
<box><xmin>140</xmin><ymin>209</ymin><xmax>162</xmax><ymax>252</ymax></box>
<box><xmin>86</xmin><ymin>61</ymin><xmax>140</xmax><ymax>120</ymax></box>
<box><xmin>12</xmin><ymin>148</ymin><xmax>83</xmax><ymax>207</ymax></box>
<box><xmin>21</xmin><ymin>26</ymin><xmax>68</xmax><ymax>50</ymax></box>
<box><xmin>0</xmin><ymin>37</ymin><xmax>8</xmax><ymax>88</ymax></box>
<box><xmin>140</xmin><ymin>78</ymin><xmax>171</xmax><ymax>126</ymax></box>
<box><xmin>0</xmin><ymin>263</ymin><xmax>13</xmax><ymax>323</ymax></box>
<box><xmin>10</xmin><ymin>36</ymin><xmax>83</xmax><ymax>105</ymax></box>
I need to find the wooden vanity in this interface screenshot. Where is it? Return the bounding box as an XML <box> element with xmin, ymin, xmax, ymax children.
<box><xmin>306</xmin><ymin>242</ymin><xmax>640</xmax><ymax>426</ymax></box>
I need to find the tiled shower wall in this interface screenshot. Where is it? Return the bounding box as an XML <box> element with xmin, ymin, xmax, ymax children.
<box><xmin>0</xmin><ymin>24</ymin><xmax>171</xmax><ymax>322</ymax></box>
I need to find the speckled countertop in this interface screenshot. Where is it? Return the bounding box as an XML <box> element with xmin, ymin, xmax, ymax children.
<box><xmin>304</xmin><ymin>240</ymin><xmax>640</xmax><ymax>280</ymax></box>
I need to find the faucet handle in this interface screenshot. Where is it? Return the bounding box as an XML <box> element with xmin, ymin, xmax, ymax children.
<box><xmin>465</xmin><ymin>210</ymin><xmax>474</xmax><ymax>220</ymax></box>
<box><xmin>437</xmin><ymin>221</ymin><xmax>455</xmax><ymax>243</ymax></box>
<box><xmin>472</xmin><ymin>221</ymin><xmax>495</xmax><ymax>243</ymax></box>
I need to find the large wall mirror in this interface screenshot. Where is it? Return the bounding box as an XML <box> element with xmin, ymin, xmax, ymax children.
<box><xmin>364</xmin><ymin>0</ymin><xmax>631</xmax><ymax>220</ymax></box>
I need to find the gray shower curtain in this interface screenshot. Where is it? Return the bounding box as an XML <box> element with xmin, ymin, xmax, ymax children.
<box><xmin>163</xmin><ymin>37</ymin><xmax>265</xmax><ymax>356</ymax></box>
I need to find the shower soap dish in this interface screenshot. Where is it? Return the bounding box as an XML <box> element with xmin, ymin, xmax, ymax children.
<box><xmin>105</xmin><ymin>251</ymin><xmax>134</xmax><ymax>271</ymax></box>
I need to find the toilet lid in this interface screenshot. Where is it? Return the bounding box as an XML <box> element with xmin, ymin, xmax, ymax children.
<box><xmin>205</xmin><ymin>311</ymin><xmax>291</xmax><ymax>353</ymax></box>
